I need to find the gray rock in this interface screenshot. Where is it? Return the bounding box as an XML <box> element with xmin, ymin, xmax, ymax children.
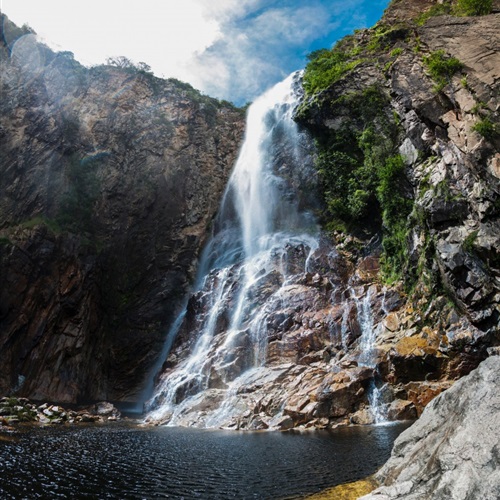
<box><xmin>360</xmin><ymin>356</ymin><xmax>500</xmax><ymax>500</ymax></box>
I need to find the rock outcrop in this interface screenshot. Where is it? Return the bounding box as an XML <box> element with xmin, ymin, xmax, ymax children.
<box><xmin>0</xmin><ymin>16</ymin><xmax>245</xmax><ymax>403</ymax></box>
<box><xmin>360</xmin><ymin>354</ymin><xmax>500</xmax><ymax>500</ymax></box>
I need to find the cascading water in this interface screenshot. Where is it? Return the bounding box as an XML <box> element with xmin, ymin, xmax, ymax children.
<box><xmin>351</xmin><ymin>286</ymin><xmax>388</xmax><ymax>424</ymax></box>
<box><xmin>146</xmin><ymin>72</ymin><xmax>320</xmax><ymax>427</ymax></box>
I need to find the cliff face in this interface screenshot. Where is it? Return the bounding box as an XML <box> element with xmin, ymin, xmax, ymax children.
<box><xmin>1</xmin><ymin>1</ymin><xmax>499</xmax><ymax>428</ymax></box>
<box><xmin>0</xmin><ymin>16</ymin><xmax>245</xmax><ymax>403</ymax></box>
<box><xmin>293</xmin><ymin>0</ymin><xmax>500</xmax><ymax>417</ymax></box>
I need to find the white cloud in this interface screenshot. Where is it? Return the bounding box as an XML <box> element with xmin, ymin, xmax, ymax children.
<box><xmin>2</xmin><ymin>0</ymin><xmax>220</xmax><ymax>78</ymax></box>
<box><xmin>1</xmin><ymin>0</ymin><xmax>388</xmax><ymax>104</ymax></box>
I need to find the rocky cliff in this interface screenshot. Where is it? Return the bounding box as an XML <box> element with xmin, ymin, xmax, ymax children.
<box><xmin>146</xmin><ymin>0</ymin><xmax>500</xmax><ymax>431</ymax></box>
<box><xmin>1</xmin><ymin>0</ymin><xmax>499</xmax><ymax>429</ymax></box>
<box><xmin>289</xmin><ymin>0</ymin><xmax>500</xmax><ymax>426</ymax></box>
<box><xmin>0</xmin><ymin>15</ymin><xmax>245</xmax><ymax>403</ymax></box>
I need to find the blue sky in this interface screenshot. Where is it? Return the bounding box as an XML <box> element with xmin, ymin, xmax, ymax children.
<box><xmin>2</xmin><ymin>0</ymin><xmax>389</xmax><ymax>105</ymax></box>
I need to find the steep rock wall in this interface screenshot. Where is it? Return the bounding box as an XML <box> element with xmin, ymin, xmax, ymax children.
<box><xmin>294</xmin><ymin>1</ymin><xmax>500</xmax><ymax>419</ymax></box>
<box><xmin>0</xmin><ymin>16</ymin><xmax>245</xmax><ymax>403</ymax></box>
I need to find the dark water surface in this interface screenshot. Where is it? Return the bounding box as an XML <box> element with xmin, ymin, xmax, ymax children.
<box><xmin>0</xmin><ymin>422</ymin><xmax>410</xmax><ymax>499</ymax></box>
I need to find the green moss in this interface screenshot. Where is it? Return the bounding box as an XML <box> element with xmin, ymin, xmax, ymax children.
<box><xmin>462</xmin><ymin>230</ymin><xmax>479</xmax><ymax>253</ymax></box>
<box><xmin>423</xmin><ymin>50</ymin><xmax>463</xmax><ymax>92</ymax></box>
<box><xmin>390</xmin><ymin>48</ymin><xmax>403</xmax><ymax>57</ymax></box>
<box><xmin>20</xmin><ymin>216</ymin><xmax>62</xmax><ymax>233</ymax></box>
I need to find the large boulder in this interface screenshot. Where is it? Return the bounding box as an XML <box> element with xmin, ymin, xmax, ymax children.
<box><xmin>360</xmin><ymin>355</ymin><xmax>500</xmax><ymax>499</ymax></box>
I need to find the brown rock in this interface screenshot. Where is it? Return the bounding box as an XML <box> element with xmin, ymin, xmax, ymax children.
<box><xmin>386</xmin><ymin>399</ymin><xmax>417</xmax><ymax>421</ymax></box>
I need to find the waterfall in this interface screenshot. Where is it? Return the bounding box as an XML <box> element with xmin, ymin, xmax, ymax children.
<box><xmin>146</xmin><ymin>72</ymin><xmax>320</xmax><ymax>426</ymax></box>
<box><xmin>351</xmin><ymin>286</ymin><xmax>387</xmax><ymax>424</ymax></box>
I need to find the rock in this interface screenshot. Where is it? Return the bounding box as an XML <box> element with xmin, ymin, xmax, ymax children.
<box><xmin>94</xmin><ymin>401</ymin><xmax>121</xmax><ymax>419</ymax></box>
<box><xmin>487</xmin><ymin>346</ymin><xmax>500</xmax><ymax>357</ymax></box>
<box><xmin>351</xmin><ymin>408</ymin><xmax>374</xmax><ymax>425</ymax></box>
<box><xmin>389</xmin><ymin>332</ymin><xmax>446</xmax><ymax>383</ymax></box>
<box><xmin>360</xmin><ymin>357</ymin><xmax>500</xmax><ymax>499</ymax></box>
<box><xmin>386</xmin><ymin>400</ymin><xmax>416</xmax><ymax>421</ymax></box>
<box><xmin>404</xmin><ymin>381</ymin><xmax>453</xmax><ymax>416</ymax></box>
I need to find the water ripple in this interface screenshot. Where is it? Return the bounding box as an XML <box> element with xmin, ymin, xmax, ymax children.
<box><xmin>0</xmin><ymin>422</ymin><xmax>410</xmax><ymax>499</ymax></box>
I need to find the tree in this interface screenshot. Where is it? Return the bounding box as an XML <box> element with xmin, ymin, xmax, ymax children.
<box><xmin>106</xmin><ymin>56</ymin><xmax>134</xmax><ymax>69</ymax></box>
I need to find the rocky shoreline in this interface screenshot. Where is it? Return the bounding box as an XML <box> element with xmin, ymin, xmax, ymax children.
<box><xmin>0</xmin><ymin>397</ymin><xmax>123</xmax><ymax>428</ymax></box>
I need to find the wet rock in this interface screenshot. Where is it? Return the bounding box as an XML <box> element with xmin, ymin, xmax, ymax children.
<box><xmin>93</xmin><ymin>401</ymin><xmax>121</xmax><ymax>419</ymax></box>
<box><xmin>351</xmin><ymin>408</ymin><xmax>374</xmax><ymax>425</ymax></box>
<box><xmin>275</xmin><ymin>415</ymin><xmax>294</xmax><ymax>431</ymax></box>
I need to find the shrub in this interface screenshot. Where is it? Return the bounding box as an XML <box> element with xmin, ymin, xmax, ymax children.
<box><xmin>472</xmin><ymin>117</ymin><xmax>497</xmax><ymax>139</ymax></box>
<box><xmin>415</xmin><ymin>2</ymin><xmax>452</xmax><ymax>25</ymax></box>
<box><xmin>454</xmin><ymin>0</ymin><xmax>492</xmax><ymax>16</ymax></box>
<box><xmin>377</xmin><ymin>155</ymin><xmax>412</xmax><ymax>227</ymax></box>
<box><xmin>303</xmin><ymin>43</ymin><xmax>362</xmax><ymax>95</ymax></box>
<box><xmin>423</xmin><ymin>50</ymin><xmax>463</xmax><ymax>91</ymax></box>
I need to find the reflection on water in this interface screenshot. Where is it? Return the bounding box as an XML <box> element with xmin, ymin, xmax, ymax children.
<box><xmin>0</xmin><ymin>422</ymin><xmax>410</xmax><ymax>499</ymax></box>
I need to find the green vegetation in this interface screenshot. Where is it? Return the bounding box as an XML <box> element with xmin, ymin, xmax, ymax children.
<box><xmin>307</xmin><ymin>85</ymin><xmax>413</xmax><ymax>281</ymax></box>
<box><xmin>415</xmin><ymin>2</ymin><xmax>452</xmax><ymax>25</ymax></box>
<box><xmin>423</xmin><ymin>50</ymin><xmax>463</xmax><ymax>91</ymax></box>
<box><xmin>470</xmin><ymin>101</ymin><xmax>487</xmax><ymax>114</ymax></box>
<box><xmin>0</xmin><ymin>236</ymin><xmax>12</xmax><ymax>246</ymax></box>
<box><xmin>390</xmin><ymin>48</ymin><xmax>403</xmax><ymax>57</ymax></box>
<box><xmin>20</xmin><ymin>216</ymin><xmax>62</xmax><ymax>233</ymax></box>
<box><xmin>365</xmin><ymin>24</ymin><xmax>409</xmax><ymax>53</ymax></box>
<box><xmin>302</xmin><ymin>44</ymin><xmax>363</xmax><ymax>95</ymax></box>
<box><xmin>462</xmin><ymin>230</ymin><xmax>479</xmax><ymax>253</ymax></box>
<box><xmin>472</xmin><ymin>117</ymin><xmax>498</xmax><ymax>140</ymax></box>
<box><xmin>455</xmin><ymin>0</ymin><xmax>492</xmax><ymax>16</ymax></box>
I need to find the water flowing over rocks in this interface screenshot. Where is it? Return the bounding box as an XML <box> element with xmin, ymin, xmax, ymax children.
<box><xmin>146</xmin><ymin>75</ymin><xmax>411</xmax><ymax>430</ymax></box>
<box><xmin>360</xmin><ymin>354</ymin><xmax>500</xmax><ymax>500</ymax></box>
<box><xmin>0</xmin><ymin>15</ymin><xmax>245</xmax><ymax>404</ymax></box>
